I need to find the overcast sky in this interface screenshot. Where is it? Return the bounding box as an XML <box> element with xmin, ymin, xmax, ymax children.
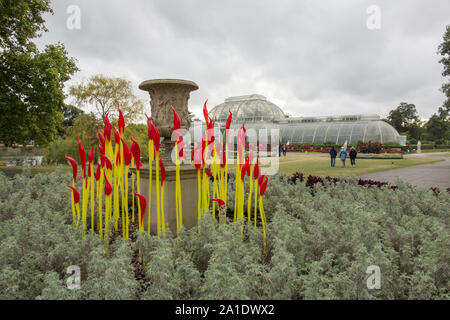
<box><xmin>36</xmin><ymin>0</ymin><xmax>450</xmax><ymax>121</ymax></box>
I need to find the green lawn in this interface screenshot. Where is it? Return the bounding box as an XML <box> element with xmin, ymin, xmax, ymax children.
<box><xmin>0</xmin><ymin>153</ymin><xmax>445</xmax><ymax>179</ymax></box>
<box><xmin>272</xmin><ymin>153</ymin><xmax>443</xmax><ymax>177</ymax></box>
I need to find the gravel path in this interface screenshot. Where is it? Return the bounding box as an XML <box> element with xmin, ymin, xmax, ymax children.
<box><xmin>358</xmin><ymin>153</ymin><xmax>450</xmax><ymax>188</ymax></box>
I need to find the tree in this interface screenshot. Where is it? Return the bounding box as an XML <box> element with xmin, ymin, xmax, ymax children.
<box><xmin>44</xmin><ymin>113</ymin><xmax>102</xmax><ymax>164</ymax></box>
<box><xmin>56</xmin><ymin>104</ymin><xmax>84</xmax><ymax>136</ymax></box>
<box><xmin>69</xmin><ymin>75</ymin><xmax>144</xmax><ymax>123</ymax></box>
<box><xmin>0</xmin><ymin>0</ymin><xmax>51</xmax><ymax>49</ymax></box>
<box><xmin>62</xmin><ymin>105</ymin><xmax>84</xmax><ymax>128</ymax></box>
<box><xmin>438</xmin><ymin>25</ymin><xmax>450</xmax><ymax>111</ymax></box>
<box><xmin>408</xmin><ymin>123</ymin><xmax>425</xmax><ymax>141</ymax></box>
<box><xmin>425</xmin><ymin>25</ymin><xmax>450</xmax><ymax>144</ymax></box>
<box><xmin>44</xmin><ymin>114</ymin><xmax>150</xmax><ymax>164</ymax></box>
<box><xmin>425</xmin><ymin>107</ymin><xmax>449</xmax><ymax>144</ymax></box>
<box><xmin>386</xmin><ymin>102</ymin><xmax>421</xmax><ymax>136</ymax></box>
<box><xmin>0</xmin><ymin>0</ymin><xmax>78</xmax><ymax>146</ymax></box>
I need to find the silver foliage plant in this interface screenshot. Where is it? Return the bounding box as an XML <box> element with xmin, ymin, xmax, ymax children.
<box><xmin>0</xmin><ymin>171</ymin><xmax>448</xmax><ymax>300</ymax></box>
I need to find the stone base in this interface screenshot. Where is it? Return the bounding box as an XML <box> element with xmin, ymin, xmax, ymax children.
<box><xmin>134</xmin><ymin>163</ymin><xmax>199</xmax><ymax>235</ymax></box>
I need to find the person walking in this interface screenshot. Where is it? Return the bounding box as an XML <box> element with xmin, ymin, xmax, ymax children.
<box><xmin>349</xmin><ymin>146</ymin><xmax>357</xmax><ymax>167</ymax></box>
<box><xmin>329</xmin><ymin>146</ymin><xmax>337</xmax><ymax>167</ymax></box>
<box><xmin>282</xmin><ymin>145</ymin><xmax>287</xmax><ymax>157</ymax></box>
<box><xmin>339</xmin><ymin>147</ymin><xmax>347</xmax><ymax>167</ymax></box>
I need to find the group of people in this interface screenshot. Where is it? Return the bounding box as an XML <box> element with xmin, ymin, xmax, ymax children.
<box><xmin>279</xmin><ymin>145</ymin><xmax>287</xmax><ymax>157</ymax></box>
<box><xmin>329</xmin><ymin>146</ymin><xmax>357</xmax><ymax>167</ymax></box>
<box><xmin>277</xmin><ymin>143</ymin><xmax>357</xmax><ymax>167</ymax></box>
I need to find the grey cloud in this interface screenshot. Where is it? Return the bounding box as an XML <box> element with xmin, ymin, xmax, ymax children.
<box><xmin>36</xmin><ymin>0</ymin><xmax>449</xmax><ymax>120</ymax></box>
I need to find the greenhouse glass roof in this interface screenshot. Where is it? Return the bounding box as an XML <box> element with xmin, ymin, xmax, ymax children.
<box><xmin>277</xmin><ymin>120</ymin><xmax>400</xmax><ymax>144</ymax></box>
<box><xmin>190</xmin><ymin>94</ymin><xmax>404</xmax><ymax>145</ymax></box>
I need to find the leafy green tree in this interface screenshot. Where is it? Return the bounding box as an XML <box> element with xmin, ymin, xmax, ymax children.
<box><xmin>62</xmin><ymin>105</ymin><xmax>84</xmax><ymax>128</ymax></box>
<box><xmin>43</xmin><ymin>113</ymin><xmax>102</xmax><ymax>164</ymax></box>
<box><xmin>408</xmin><ymin>122</ymin><xmax>425</xmax><ymax>141</ymax></box>
<box><xmin>438</xmin><ymin>25</ymin><xmax>450</xmax><ymax>112</ymax></box>
<box><xmin>66</xmin><ymin>114</ymin><xmax>103</xmax><ymax>145</ymax></box>
<box><xmin>56</xmin><ymin>105</ymin><xmax>84</xmax><ymax>136</ymax></box>
<box><xmin>69</xmin><ymin>74</ymin><xmax>144</xmax><ymax>123</ymax></box>
<box><xmin>44</xmin><ymin>114</ymin><xmax>150</xmax><ymax>164</ymax></box>
<box><xmin>0</xmin><ymin>0</ymin><xmax>78</xmax><ymax>147</ymax></box>
<box><xmin>425</xmin><ymin>107</ymin><xmax>449</xmax><ymax>144</ymax></box>
<box><xmin>423</xmin><ymin>26</ymin><xmax>450</xmax><ymax>144</ymax></box>
<box><xmin>386</xmin><ymin>102</ymin><xmax>421</xmax><ymax>136</ymax></box>
<box><xmin>0</xmin><ymin>0</ymin><xmax>51</xmax><ymax>49</ymax></box>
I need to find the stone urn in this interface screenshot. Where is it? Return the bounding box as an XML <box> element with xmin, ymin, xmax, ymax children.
<box><xmin>137</xmin><ymin>79</ymin><xmax>199</xmax><ymax>234</ymax></box>
<box><xmin>139</xmin><ymin>79</ymin><xmax>198</xmax><ymax>161</ymax></box>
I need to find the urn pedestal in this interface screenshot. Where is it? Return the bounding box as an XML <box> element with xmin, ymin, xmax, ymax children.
<box><xmin>137</xmin><ymin>164</ymin><xmax>198</xmax><ymax>235</ymax></box>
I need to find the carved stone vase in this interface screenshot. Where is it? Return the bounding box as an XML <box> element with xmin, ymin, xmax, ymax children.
<box><xmin>139</xmin><ymin>79</ymin><xmax>198</xmax><ymax>161</ymax></box>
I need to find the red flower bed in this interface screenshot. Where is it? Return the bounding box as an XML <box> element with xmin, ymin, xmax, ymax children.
<box><xmin>280</xmin><ymin>142</ymin><xmax>403</xmax><ymax>154</ymax></box>
<box><xmin>357</xmin><ymin>141</ymin><xmax>382</xmax><ymax>154</ymax></box>
<box><xmin>380</xmin><ymin>149</ymin><xmax>404</xmax><ymax>154</ymax></box>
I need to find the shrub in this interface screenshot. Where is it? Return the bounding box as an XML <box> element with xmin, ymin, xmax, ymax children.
<box><xmin>0</xmin><ymin>172</ymin><xmax>138</xmax><ymax>299</ymax></box>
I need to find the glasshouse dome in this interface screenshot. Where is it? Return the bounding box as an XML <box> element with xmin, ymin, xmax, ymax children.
<box><xmin>210</xmin><ymin>94</ymin><xmax>286</xmax><ymax>122</ymax></box>
<box><xmin>193</xmin><ymin>94</ymin><xmax>405</xmax><ymax>145</ymax></box>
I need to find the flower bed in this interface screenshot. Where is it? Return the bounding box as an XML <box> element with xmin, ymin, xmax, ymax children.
<box><xmin>1</xmin><ymin>171</ymin><xmax>448</xmax><ymax>300</ymax></box>
<box><xmin>284</xmin><ymin>142</ymin><xmax>404</xmax><ymax>155</ymax></box>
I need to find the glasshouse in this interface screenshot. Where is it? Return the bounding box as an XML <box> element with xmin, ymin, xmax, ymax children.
<box><xmin>200</xmin><ymin>94</ymin><xmax>405</xmax><ymax>145</ymax></box>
